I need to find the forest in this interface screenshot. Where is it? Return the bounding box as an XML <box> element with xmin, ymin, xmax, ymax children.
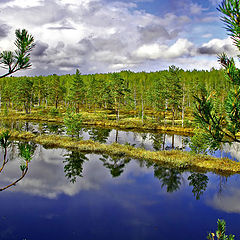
<box><xmin>0</xmin><ymin>67</ymin><xmax>227</xmax><ymax>128</ymax></box>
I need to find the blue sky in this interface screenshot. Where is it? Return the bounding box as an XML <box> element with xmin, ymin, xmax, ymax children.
<box><xmin>0</xmin><ymin>0</ymin><xmax>237</xmax><ymax>76</ymax></box>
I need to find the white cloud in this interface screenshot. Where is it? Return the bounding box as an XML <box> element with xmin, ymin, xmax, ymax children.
<box><xmin>134</xmin><ymin>38</ymin><xmax>195</xmax><ymax>60</ymax></box>
<box><xmin>198</xmin><ymin>37</ymin><xmax>239</xmax><ymax>56</ymax></box>
<box><xmin>0</xmin><ymin>0</ymin><xmax>229</xmax><ymax>75</ymax></box>
<box><xmin>202</xmin><ymin>33</ymin><xmax>213</xmax><ymax>38</ymax></box>
<box><xmin>206</xmin><ymin>187</ymin><xmax>240</xmax><ymax>213</ymax></box>
<box><xmin>0</xmin><ymin>0</ymin><xmax>44</xmax><ymax>8</ymax></box>
<box><xmin>190</xmin><ymin>3</ymin><xmax>208</xmax><ymax>15</ymax></box>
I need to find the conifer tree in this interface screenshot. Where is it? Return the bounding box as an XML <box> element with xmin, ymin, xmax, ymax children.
<box><xmin>69</xmin><ymin>69</ymin><xmax>85</xmax><ymax>113</ymax></box>
<box><xmin>0</xmin><ymin>29</ymin><xmax>35</xmax><ymax>78</ymax></box>
<box><xmin>165</xmin><ymin>66</ymin><xmax>183</xmax><ymax>126</ymax></box>
<box><xmin>194</xmin><ymin>0</ymin><xmax>240</xmax><ymax>144</ymax></box>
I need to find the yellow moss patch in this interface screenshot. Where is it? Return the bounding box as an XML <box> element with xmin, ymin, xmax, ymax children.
<box><xmin>0</xmin><ymin>127</ymin><xmax>239</xmax><ymax>176</ymax></box>
<box><xmin>0</xmin><ymin>110</ymin><xmax>194</xmax><ymax>135</ymax></box>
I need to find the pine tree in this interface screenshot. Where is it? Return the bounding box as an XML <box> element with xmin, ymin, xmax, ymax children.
<box><xmin>194</xmin><ymin>0</ymin><xmax>240</xmax><ymax>144</ymax></box>
<box><xmin>69</xmin><ymin>69</ymin><xmax>85</xmax><ymax>113</ymax></box>
<box><xmin>0</xmin><ymin>29</ymin><xmax>35</xmax><ymax>78</ymax></box>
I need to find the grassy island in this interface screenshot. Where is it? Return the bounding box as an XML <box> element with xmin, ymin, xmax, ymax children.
<box><xmin>2</xmin><ymin>127</ymin><xmax>240</xmax><ymax>177</ymax></box>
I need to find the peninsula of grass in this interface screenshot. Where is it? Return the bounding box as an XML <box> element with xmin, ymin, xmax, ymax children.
<box><xmin>0</xmin><ymin>109</ymin><xmax>194</xmax><ymax>136</ymax></box>
<box><xmin>2</xmin><ymin>127</ymin><xmax>240</xmax><ymax>176</ymax></box>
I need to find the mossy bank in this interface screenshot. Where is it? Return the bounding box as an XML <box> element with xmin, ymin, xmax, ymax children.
<box><xmin>0</xmin><ymin>110</ymin><xmax>194</xmax><ymax>136</ymax></box>
<box><xmin>2</xmin><ymin>127</ymin><xmax>240</xmax><ymax>177</ymax></box>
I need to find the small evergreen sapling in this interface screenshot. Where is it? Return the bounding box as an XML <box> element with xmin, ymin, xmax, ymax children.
<box><xmin>207</xmin><ymin>219</ymin><xmax>235</xmax><ymax>240</ymax></box>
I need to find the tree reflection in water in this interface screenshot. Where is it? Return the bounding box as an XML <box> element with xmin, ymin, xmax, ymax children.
<box><xmin>89</xmin><ymin>128</ymin><xmax>111</xmax><ymax>143</ymax></box>
<box><xmin>100</xmin><ymin>154</ymin><xmax>131</xmax><ymax>178</ymax></box>
<box><xmin>0</xmin><ymin>131</ymin><xmax>35</xmax><ymax>191</ymax></box>
<box><xmin>64</xmin><ymin>151</ymin><xmax>89</xmax><ymax>183</ymax></box>
<box><xmin>153</xmin><ymin>164</ymin><xmax>182</xmax><ymax>193</ymax></box>
<box><xmin>188</xmin><ymin>173</ymin><xmax>209</xmax><ymax>200</ymax></box>
<box><xmin>150</xmin><ymin>133</ymin><xmax>165</xmax><ymax>151</ymax></box>
<box><xmin>64</xmin><ymin>149</ymin><xmax>209</xmax><ymax>199</ymax></box>
<box><xmin>141</xmin><ymin>160</ymin><xmax>209</xmax><ymax>199</ymax></box>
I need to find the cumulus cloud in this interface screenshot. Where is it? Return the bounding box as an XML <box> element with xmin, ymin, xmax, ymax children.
<box><xmin>0</xmin><ymin>145</ymin><xmax>155</xmax><ymax>199</ymax></box>
<box><xmin>198</xmin><ymin>37</ymin><xmax>238</xmax><ymax>56</ymax></box>
<box><xmin>0</xmin><ymin>0</ymin><xmax>229</xmax><ymax>75</ymax></box>
<box><xmin>134</xmin><ymin>38</ymin><xmax>195</xmax><ymax>60</ymax></box>
<box><xmin>206</xmin><ymin>187</ymin><xmax>240</xmax><ymax>213</ymax></box>
<box><xmin>0</xmin><ymin>24</ymin><xmax>10</xmax><ymax>38</ymax></box>
<box><xmin>32</xmin><ymin>40</ymin><xmax>49</xmax><ymax>57</ymax></box>
<box><xmin>137</xmin><ymin>24</ymin><xmax>178</xmax><ymax>43</ymax></box>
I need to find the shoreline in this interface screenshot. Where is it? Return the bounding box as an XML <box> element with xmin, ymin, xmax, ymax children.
<box><xmin>2</xmin><ymin>127</ymin><xmax>240</xmax><ymax>177</ymax></box>
<box><xmin>0</xmin><ymin>110</ymin><xmax>194</xmax><ymax>136</ymax></box>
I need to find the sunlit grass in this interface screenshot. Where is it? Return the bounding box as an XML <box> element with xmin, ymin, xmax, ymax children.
<box><xmin>0</xmin><ymin>109</ymin><xmax>194</xmax><ymax>135</ymax></box>
<box><xmin>1</xmin><ymin>127</ymin><xmax>240</xmax><ymax>176</ymax></box>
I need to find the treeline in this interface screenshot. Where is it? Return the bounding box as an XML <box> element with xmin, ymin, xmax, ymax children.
<box><xmin>0</xmin><ymin>66</ymin><xmax>229</xmax><ymax>126</ymax></box>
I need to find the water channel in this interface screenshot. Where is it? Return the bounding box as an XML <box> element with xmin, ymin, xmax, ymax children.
<box><xmin>0</xmin><ymin>120</ymin><xmax>239</xmax><ymax>239</ymax></box>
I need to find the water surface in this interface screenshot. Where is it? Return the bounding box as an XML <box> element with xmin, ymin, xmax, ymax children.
<box><xmin>0</xmin><ymin>143</ymin><xmax>239</xmax><ymax>239</ymax></box>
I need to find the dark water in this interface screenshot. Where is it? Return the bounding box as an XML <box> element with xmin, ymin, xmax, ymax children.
<box><xmin>0</xmin><ymin>142</ymin><xmax>239</xmax><ymax>240</ymax></box>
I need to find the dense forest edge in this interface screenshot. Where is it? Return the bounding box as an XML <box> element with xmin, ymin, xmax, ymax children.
<box><xmin>0</xmin><ymin>66</ymin><xmax>239</xmax><ymax>176</ymax></box>
<box><xmin>0</xmin><ymin>67</ymin><xmax>225</xmax><ymax>131</ymax></box>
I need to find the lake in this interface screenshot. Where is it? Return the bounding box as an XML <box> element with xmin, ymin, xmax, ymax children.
<box><xmin>0</xmin><ymin>140</ymin><xmax>239</xmax><ymax>239</ymax></box>
<box><xmin>0</xmin><ymin>120</ymin><xmax>240</xmax><ymax>239</ymax></box>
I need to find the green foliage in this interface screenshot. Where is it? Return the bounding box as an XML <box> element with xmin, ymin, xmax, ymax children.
<box><xmin>194</xmin><ymin>0</ymin><xmax>240</xmax><ymax>144</ymax></box>
<box><xmin>18</xmin><ymin>142</ymin><xmax>35</xmax><ymax>162</ymax></box>
<box><xmin>109</xmin><ymin>73</ymin><xmax>131</xmax><ymax>120</ymax></box>
<box><xmin>68</xmin><ymin>69</ymin><xmax>85</xmax><ymax>113</ymax></box>
<box><xmin>18</xmin><ymin>142</ymin><xmax>36</xmax><ymax>171</ymax></box>
<box><xmin>218</xmin><ymin>0</ymin><xmax>240</xmax><ymax>49</ymax></box>
<box><xmin>190</xmin><ymin>127</ymin><xmax>221</xmax><ymax>154</ymax></box>
<box><xmin>64</xmin><ymin>151</ymin><xmax>88</xmax><ymax>183</ymax></box>
<box><xmin>188</xmin><ymin>173</ymin><xmax>208</xmax><ymax>200</ymax></box>
<box><xmin>49</xmin><ymin>107</ymin><xmax>60</xmax><ymax>116</ymax></box>
<box><xmin>154</xmin><ymin>165</ymin><xmax>182</xmax><ymax>193</ymax></box>
<box><xmin>100</xmin><ymin>154</ymin><xmax>130</xmax><ymax>177</ymax></box>
<box><xmin>0</xmin><ymin>130</ymin><xmax>11</xmax><ymax>149</ymax></box>
<box><xmin>89</xmin><ymin>128</ymin><xmax>111</xmax><ymax>143</ymax></box>
<box><xmin>207</xmin><ymin>219</ymin><xmax>235</xmax><ymax>240</ymax></box>
<box><xmin>64</xmin><ymin>111</ymin><xmax>83</xmax><ymax>138</ymax></box>
<box><xmin>14</xmin><ymin>77</ymin><xmax>33</xmax><ymax>114</ymax></box>
<box><xmin>0</xmin><ymin>29</ymin><xmax>35</xmax><ymax>78</ymax></box>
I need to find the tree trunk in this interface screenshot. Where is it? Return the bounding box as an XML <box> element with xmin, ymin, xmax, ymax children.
<box><xmin>115</xmin><ymin>130</ymin><xmax>118</xmax><ymax>143</ymax></box>
<box><xmin>55</xmin><ymin>95</ymin><xmax>59</xmax><ymax>109</ymax></box>
<box><xmin>162</xmin><ymin>133</ymin><xmax>166</xmax><ymax>150</ymax></box>
<box><xmin>134</xmin><ymin>89</ymin><xmax>137</xmax><ymax>117</ymax></box>
<box><xmin>172</xmin><ymin>107</ymin><xmax>175</xmax><ymax>126</ymax></box>
<box><xmin>182</xmin><ymin>93</ymin><xmax>185</xmax><ymax>127</ymax></box>
<box><xmin>76</xmin><ymin>102</ymin><xmax>79</xmax><ymax>113</ymax></box>
<box><xmin>172</xmin><ymin>134</ymin><xmax>174</xmax><ymax>149</ymax></box>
